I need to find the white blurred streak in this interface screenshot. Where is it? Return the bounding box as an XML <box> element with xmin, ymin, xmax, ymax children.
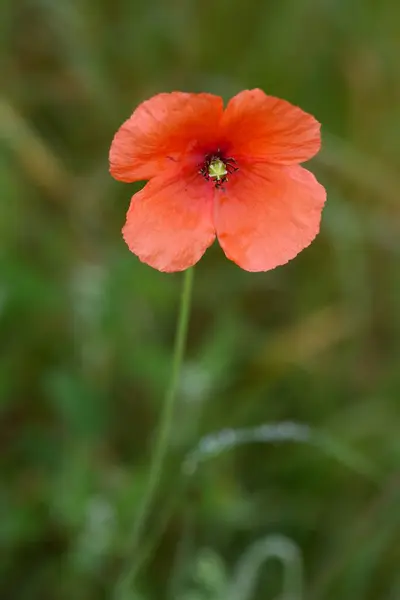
<box><xmin>183</xmin><ymin>422</ymin><xmax>310</xmax><ymax>475</ymax></box>
<box><xmin>229</xmin><ymin>535</ymin><xmax>303</xmax><ymax>600</ymax></box>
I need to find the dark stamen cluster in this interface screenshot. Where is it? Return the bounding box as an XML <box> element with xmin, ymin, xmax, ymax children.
<box><xmin>198</xmin><ymin>150</ymin><xmax>239</xmax><ymax>189</ymax></box>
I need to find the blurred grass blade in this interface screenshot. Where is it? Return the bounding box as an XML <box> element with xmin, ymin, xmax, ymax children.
<box><xmin>229</xmin><ymin>535</ymin><xmax>303</xmax><ymax>600</ymax></box>
<box><xmin>184</xmin><ymin>422</ymin><xmax>380</xmax><ymax>483</ymax></box>
<box><xmin>0</xmin><ymin>97</ymin><xmax>71</xmax><ymax>198</ymax></box>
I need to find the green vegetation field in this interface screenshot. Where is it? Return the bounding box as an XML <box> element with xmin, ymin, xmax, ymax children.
<box><xmin>1</xmin><ymin>1</ymin><xmax>400</xmax><ymax>599</ymax></box>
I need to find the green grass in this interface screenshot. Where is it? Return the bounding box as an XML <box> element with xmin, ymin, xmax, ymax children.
<box><xmin>1</xmin><ymin>0</ymin><xmax>400</xmax><ymax>599</ymax></box>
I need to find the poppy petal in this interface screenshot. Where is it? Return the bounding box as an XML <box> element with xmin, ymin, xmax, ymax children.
<box><xmin>122</xmin><ymin>167</ymin><xmax>215</xmax><ymax>272</ymax></box>
<box><xmin>221</xmin><ymin>89</ymin><xmax>321</xmax><ymax>165</ymax></box>
<box><xmin>110</xmin><ymin>92</ymin><xmax>223</xmax><ymax>182</ymax></box>
<box><xmin>215</xmin><ymin>163</ymin><xmax>326</xmax><ymax>272</ymax></box>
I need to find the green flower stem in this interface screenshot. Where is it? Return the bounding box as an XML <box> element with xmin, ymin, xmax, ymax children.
<box><xmin>115</xmin><ymin>267</ymin><xmax>195</xmax><ymax>599</ymax></box>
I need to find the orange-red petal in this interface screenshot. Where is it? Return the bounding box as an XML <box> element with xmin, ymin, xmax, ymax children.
<box><xmin>221</xmin><ymin>89</ymin><xmax>321</xmax><ymax>165</ymax></box>
<box><xmin>122</xmin><ymin>167</ymin><xmax>215</xmax><ymax>272</ymax></box>
<box><xmin>109</xmin><ymin>92</ymin><xmax>224</xmax><ymax>182</ymax></box>
<box><xmin>215</xmin><ymin>163</ymin><xmax>326</xmax><ymax>272</ymax></box>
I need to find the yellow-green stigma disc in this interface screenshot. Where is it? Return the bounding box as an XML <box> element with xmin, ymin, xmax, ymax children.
<box><xmin>208</xmin><ymin>158</ymin><xmax>227</xmax><ymax>181</ymax></box>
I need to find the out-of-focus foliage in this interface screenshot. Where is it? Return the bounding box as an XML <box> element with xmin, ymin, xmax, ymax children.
<box><xmin>1</xmin><ymin>0</ymin><xmax>400</xmax><ymax>599</ymax></box>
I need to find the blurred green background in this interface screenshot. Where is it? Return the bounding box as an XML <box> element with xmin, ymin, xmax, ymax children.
<box><xmin>1</xmin><ymin>0</ymin><xmax>400</xmax><ymax>599</ymax></box>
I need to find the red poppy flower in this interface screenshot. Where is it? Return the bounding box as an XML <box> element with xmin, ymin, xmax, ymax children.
<box><xmin>109</xmin><ymin>89</ymin><xmax>325</xmax><ymax>272</ymax></box>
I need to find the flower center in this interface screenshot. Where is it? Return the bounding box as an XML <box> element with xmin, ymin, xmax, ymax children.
<box><xmin>208</xmin><ymin>158</ymin><xmax>228</xmax><ymax>181</ymax></box>
<box><xmin>198</xmin><ymin>152</ymin><xmax>238</xmax><ymax>189</ymax></box>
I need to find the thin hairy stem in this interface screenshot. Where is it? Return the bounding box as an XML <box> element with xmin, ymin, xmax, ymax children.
<box><xmin>115</xmin><ymin>267</ymin><xmax>195</xmax><ymax>599</ymax></box>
